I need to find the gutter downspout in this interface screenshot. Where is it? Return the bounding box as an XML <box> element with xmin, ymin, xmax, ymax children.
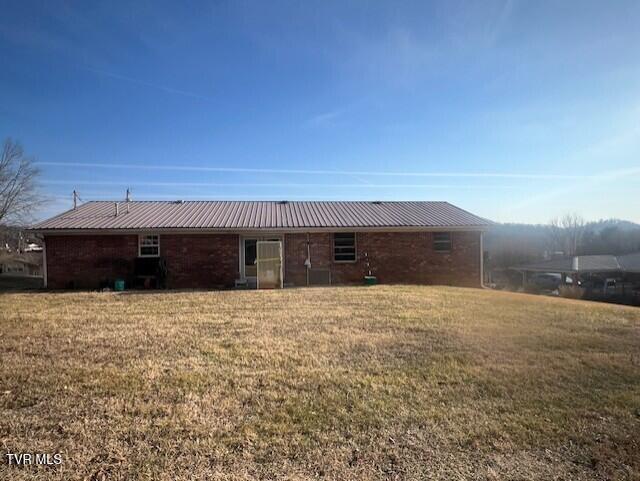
<box><xmin>480</xmin><ymin>231</ymin><xmax>484</xmax><ymax>288</ymax></box>
<box><xmin>305</xmin><ymin>233</ymin><xmax>311</xmax><ymax>286</ymax></box>
<box><xmin>42</xmin><ymin>238</ymin><xmax>48</xmax><ymax>288</ymax></box>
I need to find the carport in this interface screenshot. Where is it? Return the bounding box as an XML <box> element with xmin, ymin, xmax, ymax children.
<box><xmin>511</xmin><ymin>253</ymin><xmax>640</xmax><ymax>304</ymax></box>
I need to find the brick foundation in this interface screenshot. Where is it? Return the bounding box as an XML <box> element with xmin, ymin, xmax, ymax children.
<box><xmin>45</xmin><ymin>230</ymin><xmax>481</xmax><ymax>289</ymax></box>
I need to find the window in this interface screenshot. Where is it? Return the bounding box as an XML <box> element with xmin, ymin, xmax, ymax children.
<box><xmin>244</xmin><ymin>239</ymin><xmax>257</xmax><ymax>277</ymax></box>
<box><xmin>433</xmin><ymin>232</ymin><xmax>452</xmax><ymax>252</ymax></box>
<box><xmin>334</xmin><ymin>233</ymin><xmax>356</xmax><ymax>262</ymax></box>
<box><xmin>139</xmin><ymin>234</ymin><xmax>160</xmax><ymax>257</ymax></box>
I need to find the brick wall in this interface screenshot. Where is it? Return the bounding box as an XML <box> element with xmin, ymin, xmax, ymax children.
<box><xmin>45</xmin><ymin>235</ymin><xmax>139</xmax><ymax>289</ymax></box>
<box><xmin>284</xmin><ymin>231</ymin><xmax>481</xmax><ymax>287</ymax></box>
<box><xmin>45</xmin><ymin>231</ymin><xmax>481</xmax><ymax>289</ymax></box>
<box><xmin>45</xmin><ymin>234</ymin><xmax>240</xmax><ymax>289</ymax></box>
<box><xmin>160</xmin><ymin>234</ymin><xmax>238</xmax><ymax>289</ymax></box>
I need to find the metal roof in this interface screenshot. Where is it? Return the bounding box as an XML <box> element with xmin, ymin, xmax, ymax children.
<box><xmin>574</xmin><ymin>255</ymin><xmax>621</xmax><ymax>272</ymax></box>
<box><xmin>618</xmin><ymin>253</ymin><xmax>640</xmax><ymax>273</ymax></box>
<box><xmin>511</xmin><ymin>258</ymin><xmax>575</xmax><ymax>273</ymax></box>
<box><xmin>513</xmin><ymin>253</ymin><xmax>640</xmax><ymax>274</ymax></box>
<box><xmin>30</xmin><ymin>200</ymin><xmax>492</xmax><ymax>232</ymax></box>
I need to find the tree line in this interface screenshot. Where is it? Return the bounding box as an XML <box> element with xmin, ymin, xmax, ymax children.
<box><xmin>485</xmin><ymin>215</ymin><xmax>640</xmax><ymax>270</ymax></box>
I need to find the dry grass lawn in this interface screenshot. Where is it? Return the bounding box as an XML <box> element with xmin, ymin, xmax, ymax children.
<box><xmin>1</xmin><ymin>286</ymin><xmax>639</xmax><ymax>480</ymax></box>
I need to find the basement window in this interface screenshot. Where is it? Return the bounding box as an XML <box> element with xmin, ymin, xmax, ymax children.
<box><xmin>433</xmin><ymin>232</ymin><xmax>452</xmax><ymax>253</ymax></box>
<box><xmin>334</xmin><ymin>233</ymin><xmax>356</xmax><ymax>262</ymax></box>
<box><xmin>139</xmin><ymin>234</ymin><xmax>160</xmax><ymax>257</ymax></box>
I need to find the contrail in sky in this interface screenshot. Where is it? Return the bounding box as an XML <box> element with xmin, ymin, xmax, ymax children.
<box><xmin>85</xmin><ymin>67</ymin><xmax>215</xmax><ymax>101</ymax></box>
<box><xmin>36</xmin><ymin>161</ymin><xmax>606</xmax><ymax>180</ymax></box>
<box><xmin>41</xmin><ymin>180</ymin><xmax>520</xmax><ymax>189</ymax></box>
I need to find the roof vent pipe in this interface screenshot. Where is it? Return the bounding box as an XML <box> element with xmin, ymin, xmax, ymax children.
<box><xmin>114</xmin><ymin>202</ymin><xmax>119</xmax><ymax>217</ymax></box>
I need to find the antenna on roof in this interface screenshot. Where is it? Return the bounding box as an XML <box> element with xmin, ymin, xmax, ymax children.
<box><xmin>73</xmin><ymin>190</ymin><xmax>79</xmax><ymax>209</ymax></box>
<box><xmin>126</xmin><ymin>188</ymin><xmax>131</xmax><ymax>202</ymax></box>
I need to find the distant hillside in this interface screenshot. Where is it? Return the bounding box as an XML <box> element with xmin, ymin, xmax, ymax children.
<box><xmin>580</xmin><ymin>219</ymin><xmax>640</xmax><ymax>255</ymax></box>
<box><xmin>485</xmin><ymin>219</ymin><xmax>640</xmax><ymax>269</ymax></box>
<box><xmin>587</xmin><ymin>219</ymin><xmax>640</xmax><ymax>232</ymax></box>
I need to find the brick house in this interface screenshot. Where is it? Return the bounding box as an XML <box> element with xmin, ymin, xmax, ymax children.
<box><xmin>29</xmin><ymin>200</ymin><xmax>491</xmax><ymax>290</ymax></box>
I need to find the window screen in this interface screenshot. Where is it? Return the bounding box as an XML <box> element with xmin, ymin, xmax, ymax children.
<box><xmin>433</xmin><ymin>232</ymin><xmax>451</xmax><ymax>252</ymax></box>
<box><xmin>139</xmin><ymin>234</ymin><xmax>160</xmax><ymax>257</ymax></box>
<box><xmin>334</xmin><ymin>233</ymin><xmax>356</xmax><ymax>262</ymax></box>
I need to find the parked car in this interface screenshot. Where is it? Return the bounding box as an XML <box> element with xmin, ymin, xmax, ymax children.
<box><xmin>529</xmin><ymin>273</ymin><xmax>562</xmax><ymax>291</ymax></box>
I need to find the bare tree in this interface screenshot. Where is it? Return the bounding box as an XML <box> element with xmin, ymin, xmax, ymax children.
<box><xmin>547</xmin><ymin>219</ymin><xmax>565</xmax><ymax>255</ymax></box>
<box><xmin>548</xmin><ymin>213</ymin><xmax>586</xmax><ymax>256</ymax></box>
<box><xmin>0</xmin><ymin>138</ymin><xmax>42</xmax><ymax>225</ymax></box>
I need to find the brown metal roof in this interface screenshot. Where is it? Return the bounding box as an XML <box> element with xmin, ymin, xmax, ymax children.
<box><xmin>30</xmin><ymin>201</ymin><xmax>491</xmax><ymax>231</ymax></box>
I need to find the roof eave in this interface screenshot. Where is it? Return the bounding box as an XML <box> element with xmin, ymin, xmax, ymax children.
<box><xmin>31</xmin><ymin>225</ymin><xmax>491</xmax><ymax>235</ymax></box>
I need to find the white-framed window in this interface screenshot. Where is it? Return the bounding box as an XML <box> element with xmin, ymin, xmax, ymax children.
<box><xmin>139</xmin><ymin>234</ymin><xmax>160</xmax><ymax>257</ymax></box>
<box><xmin>433</xmin><ymin>232</ymin><xmax>452</xmax><ymax>253</ymax></box>
<box><xmin>333</xmin><ymin>233</ymin><xmax>356</xmax><ymax>262</ymax></box>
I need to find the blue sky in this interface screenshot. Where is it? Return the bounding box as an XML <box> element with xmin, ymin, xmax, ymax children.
<box><xmin>1</xmin><ymin>0</ymin><xmax>639</xmax><ymax>224</ymax></box>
